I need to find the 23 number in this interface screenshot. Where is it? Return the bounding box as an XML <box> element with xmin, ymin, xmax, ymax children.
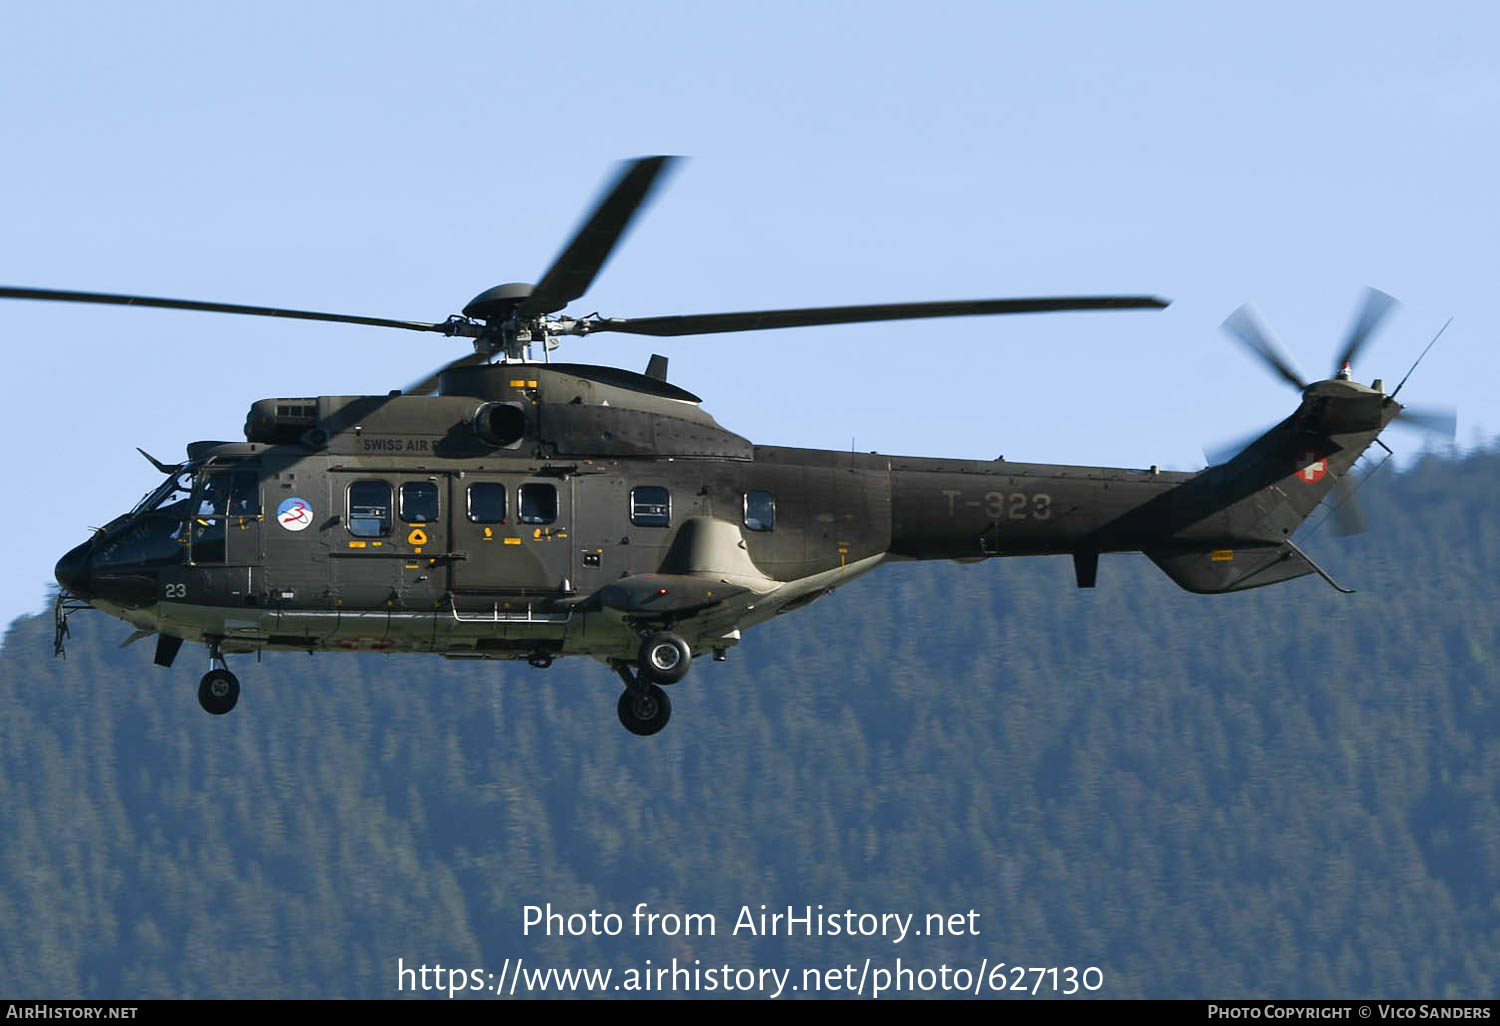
<box><xmin>984</xmin><ymin>491</ymin><xmax>1051</xmax><ymax>521</ymax></box>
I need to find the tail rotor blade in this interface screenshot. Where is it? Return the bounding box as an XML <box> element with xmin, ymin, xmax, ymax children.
<box><xmin>1328</xmin><ymin>473</ymin><xmax>1368</xmax><ymax>538</ymax></box>
<box><xmin>1393</xmin><ymin>404</ymin><xmax>1458</xmax><ymax>440</ymax></box>
<box><xmin>1221</xmin><ymin>304</ymin><xmax>1306</xmax><ymax>391</ymax></box>
<box><xmin>1333</xmin><ymin>286</ymin><xmax>1398</xmax><ymax>375</ymax></box>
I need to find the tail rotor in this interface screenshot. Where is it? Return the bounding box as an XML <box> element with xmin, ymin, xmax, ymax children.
<box><xmin>1209</xmin><ymin>288</ymin><xmax>1457</xmax><ymax>538</ymax></box>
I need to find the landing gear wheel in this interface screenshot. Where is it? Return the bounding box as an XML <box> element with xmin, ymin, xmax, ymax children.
<box><xmin>617</xmin><ymin>683</ymin><xmax>671</xmax><ymax>736</ymax></box>
<box><xmin>638</xmin><ymin>631</ymin><xmax>691</xmax><ymax>685</ymax></box>
<box><xmin>198</xmin><ymin>668</ymin><xmax>240</xmax><ymax>715</ymax></box>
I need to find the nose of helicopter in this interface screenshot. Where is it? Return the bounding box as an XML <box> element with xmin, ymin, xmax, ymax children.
<box><xmin>54</xmin><ymin>540</ymin><xmax>94</xmax><ymax>599</ymax></box>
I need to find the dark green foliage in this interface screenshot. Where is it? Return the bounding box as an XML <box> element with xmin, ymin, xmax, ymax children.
<box><xmin>1</xmin><ymin>448</ymin><xmax>1497</xmax><ymax>998</ymax></box>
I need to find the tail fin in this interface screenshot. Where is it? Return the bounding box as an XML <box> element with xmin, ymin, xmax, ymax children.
<box><xmin>1139</xmin><ymin>380</ymin><xmax>1397</xmax><ymax>593</ymax></box>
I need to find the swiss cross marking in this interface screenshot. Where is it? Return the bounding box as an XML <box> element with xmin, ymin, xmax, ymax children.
<box><xmin>1297</xmin><ymin>451</ymin><xmax>1327</xmax><ymax>483</ymax></box>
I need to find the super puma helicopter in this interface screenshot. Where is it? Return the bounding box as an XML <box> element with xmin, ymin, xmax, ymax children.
<box><xmin>17</xmin><ymin>157</ymin><xmax>1454</xmax><ymax>735</ymax></box>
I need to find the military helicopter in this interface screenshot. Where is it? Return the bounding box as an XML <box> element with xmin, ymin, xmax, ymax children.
<box><xmin>11</xmin><ymin>157</ymin><xmax>1454</xmax><ymax>735</ymax></box>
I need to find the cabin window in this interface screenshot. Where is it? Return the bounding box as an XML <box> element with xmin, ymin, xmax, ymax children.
<box><xmin>630</xmin><ymin>486</ymin><xmax>671</xmax><ymax>527</ymax></box>
<box><xmin>744</xmin><ymin>489</ymin><xmax>775</xmax><ymax>531</ymax></box>
<box><xmin>400</xmin><ymin>481</ymin><xmax>439</xmax><ymax>523</ymax></box>
<box><xmin>519</xmin><ymin>482</ymin><xmax>557</xmax><ymax>525</ymax></box>
<box><xmin>347</xmin><ymin>480</ymin><xmax>392</xmax><ymax>537</ymax></box>
<box><xmin>468</xmin><ymin>482</ymin><xmax>506</xmax><ymax>524</ymax></box>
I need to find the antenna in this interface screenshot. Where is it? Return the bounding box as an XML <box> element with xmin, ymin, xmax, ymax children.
<box><xmin>1390</xmin><ymin>317</ymin><xmax>1452</xmax><ymax>399</ymax></box>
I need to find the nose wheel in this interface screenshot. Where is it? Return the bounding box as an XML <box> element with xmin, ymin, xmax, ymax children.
<box><xmin>197</xmin><ymin>640</ymin><xmax>240</xmax><ymax>715</ymax></box>
<box><xmin>198</xmin><ymin>667</ymin><xmax>240</xmax><ymax>715</ymax></box>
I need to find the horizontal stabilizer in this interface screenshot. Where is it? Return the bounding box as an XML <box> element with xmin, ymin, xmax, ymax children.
<box><xmin>1145</xmin><ymin>544</ymin><xmax>1318</xmax><ymax>595</ymax></box>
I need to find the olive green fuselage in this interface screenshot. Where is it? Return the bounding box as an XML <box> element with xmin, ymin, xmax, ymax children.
<box><xmin>58</xmin><ymin>362</ymin><xmax>1394</xmax><ymax>666</ymax></box>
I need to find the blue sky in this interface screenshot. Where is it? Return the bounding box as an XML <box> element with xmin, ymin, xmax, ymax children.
<box><xmin>2</xmin><ymin>2</ymin><xmax>1496</xmax><ymax>630</ymax></box>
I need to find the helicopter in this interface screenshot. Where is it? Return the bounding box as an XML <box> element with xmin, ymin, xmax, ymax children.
<box><xmin>10</xmin><ymin>157</ymin><xmax>1455</xmax><ymax>735</ymax></box>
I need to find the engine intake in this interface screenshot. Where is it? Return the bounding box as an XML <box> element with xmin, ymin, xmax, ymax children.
<box><xmin>472</xmin><ymin>401</ymin><xmax>527</xmax><ymax>448</ymax></box>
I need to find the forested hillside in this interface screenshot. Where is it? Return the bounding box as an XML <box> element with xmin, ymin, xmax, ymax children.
<box><xmin>1</xmin><ymin>448</ymin><xmax>1496</xmax><ymax>999</ymax></box>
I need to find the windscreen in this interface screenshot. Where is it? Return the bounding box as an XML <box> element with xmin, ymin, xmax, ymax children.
<box><xmin>130</xmin><ymin>465</ymin><xmax>200</xmax><ymax>517</ymax></box>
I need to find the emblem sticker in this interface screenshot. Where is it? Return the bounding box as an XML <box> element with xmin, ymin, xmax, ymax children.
<box><xmin>277</xmin><ymin>496</ymin><xmax>313</xmax><ymax>531</ymax></box>
<box><xmin>1296</xmin><ymin>451</ymin><xmax>1327</xmax><ymax>483</ymax></box>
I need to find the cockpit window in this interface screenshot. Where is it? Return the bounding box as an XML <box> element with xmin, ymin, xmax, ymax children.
<box><xmin>101</xmin><ymin>464</ymin><xmax>203</xmax><ymax>568</ymax></box>
<box><xmin>132</xmin><ymin>468</ymin><xmax>198</xmax><ymax>516</ymax></box>
<box><xmin>400</xmin><ymin>481</ymin><xmax>439</xmax><ymax>523</ymax></box>
<box><xmin>198</xmin><ymin>469</ymin><xmax>260</xmax><ymax>518</ymax></box>
<box><xmin>96</xmin><ymin>517</ymin><xmax>188</xmax><ymax>568</ymax></box>
<box><xmin>189</xmin><ymin>469</ymin><xmax>260</xmax><ymax>564</ymax></box>
<box><xmin>348</xmin><ymin>480</ymin><xmax>393</xmax><ymax>537</ymax></box>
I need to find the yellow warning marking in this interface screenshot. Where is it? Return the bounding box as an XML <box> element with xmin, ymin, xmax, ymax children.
<box><xmin>407</xmin><ymin>527</ymin><xmax>429</xmax><ymax>546</ymax></box>
<box><xmin>405</xmin><ymin>563</ymin><xmax>419</xmax><ymax>569</ymax></box>
<box><xmin>483</xmin><ymin>527</ymin><xmax>494</xmax><ymax>539</ymax></box>
<box><xmin>526</xmin><ymin>379</ymin><xmax>538</xmax><ymax>388</ymax></box>
<box><xmin>372</xmin><ymin>541</ymin><xmax>382</xmax><ymax>547</ymax></box>
<box><xmin>532</xmin><ymin>527</ymin><xmax>542</xmax><ymax>539</ymax></box>
<box><xmin>413</xmin><ymin>547</ymin><xmax>423</xmax><ymax>554</ymax></box>
<box><xmin>1211</xmin><ymin>550</ymin><xmax>1235</xmax><ymax>562</ymax></box>
<box><xmin>509</xmin><ymin>379</ymin><xmax>526</xmax><ymax>388</ymax></box>
<box><xmin>504</xmin><ymin>537</ymin><xmax>521</xmax><ymax>545</ymax></box>
<box><xmin>348</xmin><ymin>541</ymin><xmax>367</xmax><ymax>549</ymax></box>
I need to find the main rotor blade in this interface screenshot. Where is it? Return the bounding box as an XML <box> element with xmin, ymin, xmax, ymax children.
<box><xmin>1328</xmin><ymin>473</ymin><xmax>1368</xmax><ymax>538</ymax></box>
<box><xmin>1203</xmin><ymin>423</ymin><xmax>1269</xmax><ymax>467</ymax></box>
<box><xmin>1333</xmin><ymin>286</ymin><xmax>1398</xmax><ymax>375</ymax></box>
<box><xmin>1393</xmin><ymin>404</ymin><xmax>1458</xmax><ymax>439</ymax></box>
<box><xmin>1221</xmin><ymin>303</ymin><xmax>1306</xmax><ymax>391</ymax></box>
<box><xmin>0</xmin><ymin>286</ymin><xmax>465</xmax><ymax>334</ymax></box>
<box><xmin>579</xmin><ymin>295</ymin><xmax>1169</xmax><ymax>337</ymax></box>
<box><xmin>521</xmin><ymin>156</ymin><xmax>678</xmax><ymax>318</ymax></box>
<box><xmin>401</xmin><ymin>351</ymin><xmax>492</xmax><ymax>397</ymax></box>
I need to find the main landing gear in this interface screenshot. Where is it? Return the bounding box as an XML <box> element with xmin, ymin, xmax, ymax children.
<box><xmin>616</xmin><ymin>678</ymin><xmax>671</xmax><ymax>736</ymax></box>
<box><xmin>639</xmin><ymin>630</ymin><xmax>691</xmax><ymax>685</ymax></box>
<box><xmin>612</xmin><ymin>629</ymin><xmax>693</xmax><ymax>736</ymax></box>
<box><xmin>198</xmin><ymin>640</ymin><xmax>240</xmax><ymax>715</ymax></box>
